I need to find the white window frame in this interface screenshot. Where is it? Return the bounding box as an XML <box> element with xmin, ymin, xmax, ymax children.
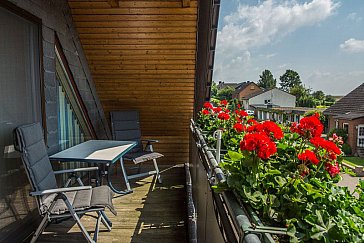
<box><xmin>342</xmin><ymin>123</ymin><xmax>349</xmax><ymax>132</ymax></box>
<box><xmin>358</xmin><ymin>125</ymin><xmax>364</xmax><ymax>147</ymax></box>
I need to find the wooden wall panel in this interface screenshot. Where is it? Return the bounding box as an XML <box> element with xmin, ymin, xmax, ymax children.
<box><xmin>69</xmin><ymin>0</ymin><xmax>198</xmax><ymax>164</ymax></box>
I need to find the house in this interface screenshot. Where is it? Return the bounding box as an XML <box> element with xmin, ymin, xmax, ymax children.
<box><xmin>217</xmin><ymin>81</ymin><xmax>240</xmax><ymax>90</ymax></box>
<box><xmin>0</xmin><ymin>0</ymin><xmax>219</xmax><ymax>241</ymax></box>
<box><xmin>255</xmin><ymin>106</ymin><xmax>326</xmax><ymax>124</ymax></box>
<box><xmin>242</xmin><ymin>88</ymin><xmax>296</xmax><ymax>110</ymax></box>
<box><xmin>232</xmin><ymin>81</ymin><xmax>262</xmax><ymax>101</ymax></box>
<box><xmin>324</xmin><ymin>83</ymin><xmax>364</xmax><ymax>157</ymax></box>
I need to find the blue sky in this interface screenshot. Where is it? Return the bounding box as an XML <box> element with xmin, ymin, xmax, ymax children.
<box><xmin>213</xmin><ymin>0</ymin><xmax>364</xmax><ymax>95</ymax></box>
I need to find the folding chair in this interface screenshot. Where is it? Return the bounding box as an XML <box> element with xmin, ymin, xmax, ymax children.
<box><xmin>110</xmin><ymin>111</ymin><xmax>163</xmax><ymax>193</ymax></box>
<box><xmin>14</xmin><ymin>123</ymin><xmax>116</xmax><ymax>243</ymax></box>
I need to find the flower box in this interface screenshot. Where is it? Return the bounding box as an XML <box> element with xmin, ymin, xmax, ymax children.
<box><xmin>193</xmin><ymin>100</ymin><xmax>364</xmax><ymax>242</ymax></box>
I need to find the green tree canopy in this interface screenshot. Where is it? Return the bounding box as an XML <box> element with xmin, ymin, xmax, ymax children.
<box><xmin>257</xmin><ymin>69</ymin><xmax>276</xmax><ymax>89</ymax></box>
<box><xmin>211</xmin><ymin>81</ymin><xmax>218</xmax><ymax>98</ymax></box>
<box><xmin>279</xmin><ymin>69</ymin><xmax>302</xmax><ymax>91</ymax></box>
<box><xmin>312</xmin><ymin>90</ymin><xmax>325</xmax><ymax>100</ymax></box>
<box><xmin>216</xmin><ymin>86</ymin><xmax>234</xmax><ymax>101</ymax></box>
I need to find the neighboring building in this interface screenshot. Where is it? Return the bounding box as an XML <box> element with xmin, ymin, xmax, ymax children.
<box><xmin>242</xmin><ymin>88</ymin><xmax>296</xmax><ymax>110</ymax></box>
<box><xmin>217</xmin><ymin>81</ymin><xmax>240</xmax><ymax>90</ymax></box>
<box><xmin>324</xmin><ymin>83</ymin><xmax>364</xmax><ymax>157</ymax></box>
<box><xmin>255</xmin><ymin>106</ymin><xmax>325</xmax><ymax>124</ymax></box>
<box><xmin>232</xmin><ymin>81</ymin><xmax>262</xmax><ymax>101</ymax></box>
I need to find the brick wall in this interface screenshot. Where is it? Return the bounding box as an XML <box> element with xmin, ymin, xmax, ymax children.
<box><xmin>327</xmin><ymin>116</ymin><xmax>364</xmax><ymax>154</ymax></box>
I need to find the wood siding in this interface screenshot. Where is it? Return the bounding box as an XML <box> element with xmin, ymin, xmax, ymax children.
<box><xmin>69</xmin><ymin>0</ymin><xmax>198</xmax><ymax>164</ymax></box>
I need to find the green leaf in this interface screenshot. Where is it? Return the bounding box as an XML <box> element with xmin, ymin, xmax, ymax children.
<box><xmin>274</xmin><ymin>176</ymin><xmax>287</xmax><ymax>187</ymax></box>
<box><xmin>264</xmin><ymin>169</ymin><xmax>281</xmax><ymax>176</ymax></box>
<box><xmin>227</xmin><ymin>151</ymin><xmax>243</xmax><ymax>162</ymax></box>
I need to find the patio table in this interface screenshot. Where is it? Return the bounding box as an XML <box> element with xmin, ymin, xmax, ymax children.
<box><xmin>49</xmin><ymin>140</ymin><xmax>137</xmax><ymax>195</ymax></box>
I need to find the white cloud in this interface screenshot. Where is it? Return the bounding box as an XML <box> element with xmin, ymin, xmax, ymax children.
<box><xmin>217</xmin><ymin>0</ymin><xmax>338</xmax><ymax>52</ymax></box>
<box><xmin>214</xmin><ymin>0</ymin><xmax>339</xmax><ymax>82</ymax></box>
<box><xmin>347</xmin><ymin>12</ymin><xmax>362</xmax><ymax>22</ymax></box>
<box><xmin>340</xmin><ymin>38</ymin><xmax>364</xmax><ymax>53</ymax></box>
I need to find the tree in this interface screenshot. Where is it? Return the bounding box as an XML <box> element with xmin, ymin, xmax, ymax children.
<box><xmin>289</xmin><ymin>85</ymin><xmax>309</xmax><ymax>102</ymax></box>
<box><xmin>216</xmin><ymin>86</ymin><xmax>234</xmax><ymax>101</ymax></box>
<box><xmin>312</xmin><ymin>90</ymin><xmax>325</xmax><ymax>101</ymax></box>
<box><xmin>257</xmin><ymin>69</ymin><xmax>276</xmax><ymax>89</ymax></box>
<box><xmin>279</xmin><ymin>69</ymin><xmax>302</xmax><ymax>91</ymax></box>
<box><xmin>211</xmin><ymin>81</ymin><xmax>218</xmax><ymax>98</ymax></box>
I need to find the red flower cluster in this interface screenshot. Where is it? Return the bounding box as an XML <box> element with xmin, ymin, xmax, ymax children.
<box><xmin>203</xmin><ymin>102</ymin><xmax>213</xmax><ymax>109</ymax></box>
<box><xmin>247</xmin><ymin>121</ymin><xmax>284</xmax><ymax>140</ymax></box>
<box><xmin>325</xmin><ymin>162</ymin><xmax>340</xmax><ymax>177</ymax></box>
<box><xmin>240</xmin><ymin>133</ymin><xmax>277</xmax><ymax>159</ymax></box>
<box><xmin>310</xmin><ymin>137</ymin><xmax>341</xmax><ymax>155</ymax></box>
<box><xmin>201</xmin><ymin>109</ymin><xmax>209</xmax><ymax>115</ymax></box>
<box><xmin>218</xmin><ymin>112</ymin><xmax>230</xmax><ymax>120</ymax></box>
<box><xmin>235</xmin><ymin>109</ymin><xmax>248</xmax><ymax>118</ymax></box>
<box><xmin>290</xmin><ymin>115</ymin><xmax>323</xmax><ymax>139</ymax></box>
<box><xmin>220</xmin><ymin>100</ymin><xmax>228</xmax><ymax>106</ymax></box>
<box><xmin>213</xmin><ymin>107</ymin><xmax>222</xmax><ymax>113</ymax></box>
<box><xmin>233</xmin><ymin>123</ymin><xmax>245</xmax><ymax>133</ymax></box>
<box><xmin>298</xmin><ymin>150</ymin><xmax>319</xmax><ymax>165</ymax></box>
<box><xmin>247</xmin><ymin>118</ymin><xmax>258</xmax><ymax>125</ymax></box>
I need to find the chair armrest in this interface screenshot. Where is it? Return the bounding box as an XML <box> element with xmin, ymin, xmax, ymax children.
<box><xmin>141</xmin><ymin>139</ymin><xmax>159</xmax><ymax>143</ymax></box>
<box><xmin>54</xmin><ymin>167</ymin><xmax>99</xmax><ymax>175</ymax></box>
<box><xmin>30</xmin><ymin>186</ymin><xmax>92</xmax><ymax>196</ymax></box>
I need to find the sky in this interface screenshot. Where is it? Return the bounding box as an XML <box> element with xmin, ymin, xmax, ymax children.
<box><xmin>213</xmin><ymin>0</ymin><xmax>364</xmax><ymax>95</ymax></box>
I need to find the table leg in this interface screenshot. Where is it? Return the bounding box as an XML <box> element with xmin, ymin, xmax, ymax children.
<box><xmin>107</xmin><ymin>158</ymin><xmax>133</xmax><ymax>195</ymax></box>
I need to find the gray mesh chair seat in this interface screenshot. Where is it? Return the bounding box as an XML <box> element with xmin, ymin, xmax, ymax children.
<box><xmin>48</xmin><ymin>186</ymin><xmax>116</xmax><ymax>215</ymax></box>
<box><xmin>14</xmin><ymin>123</ymin><xmax>116</xmax><ymax>243</ymax></box>
<box><xmin>110</xmin><ymin>111</ymin><xmax>163</xmax><ymax>192</ymax></box>
<box><xmin>124</xmin><ymin>151</ymin><xmax>163</xmax><ymax>164</ymax></box>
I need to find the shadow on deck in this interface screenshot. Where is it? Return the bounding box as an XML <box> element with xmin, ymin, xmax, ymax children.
<box><xmin>37</xmin><ymin>164</ymin><xmax>187</xmax><ymax>243</ymax></box>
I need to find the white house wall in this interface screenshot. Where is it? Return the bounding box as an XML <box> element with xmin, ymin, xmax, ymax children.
<box><xmin>249</xmin><ymin>89</ymin><xmax>296</xmax><ymax>107</ymax></box>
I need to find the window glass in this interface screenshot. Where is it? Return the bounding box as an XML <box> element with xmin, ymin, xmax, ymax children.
<box><xmin>0</xmin><ymin>6</ymin><xmax>40</xmax><ymax>240</ymax></box>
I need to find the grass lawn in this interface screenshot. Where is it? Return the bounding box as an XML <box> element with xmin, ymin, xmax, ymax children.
<box><xmin>343</xmin><ymin>157</ymin><xmax>364</xmax><ymax>167</ymax></box>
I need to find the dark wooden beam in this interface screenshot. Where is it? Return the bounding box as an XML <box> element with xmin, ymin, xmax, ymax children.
<box><xmin>182</xmin><ymin>0</ymin><xmax>190</xmax><ymax>8</ymax></box>
<box><xmin>107</xmin><ymin>0</ymin><xmax>119</xmax><ymax>8</ymax></box>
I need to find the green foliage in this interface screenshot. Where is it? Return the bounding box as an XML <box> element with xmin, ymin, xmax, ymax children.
<box><xmin>312</xmin><ymin>90</ymin><xmax>326</xmax><ymax>101</ymax></box>
<box><xmin>341</xmin><ymin>144</ymin><xmax>352</xmax><ymax>156</ymax></box>
<box><xmin>279</xmin><ymin>69</ymin><xmax>302</xmax><ymax>92</ymax></box>
<box><xmin>216</xmin><ymin>86</ymin><xmax>234</xmax><ymax>101</ymax></box>
<box><xmin>328</xmin><ymin>128</ymin><xmax>348</xmax><ymax>143</ymax></box>
<box><xmin>211</xmin><ymin>81</ymin><xmax>218</xmax><ymax>97</ymax></box>
<box><xmin>325</xmin><ymin>95</ymin><xmax>336</xmax><ymax>103</ymax></box>
<box><xmin>257</xmin><ymin>69</ymin><xmax>276</xmax><ymax>89</ymax></box>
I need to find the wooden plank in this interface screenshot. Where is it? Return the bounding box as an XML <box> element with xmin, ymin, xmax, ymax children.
<box><xmin>72</xmin><ymin>14</ymin><xmax>197</xmax><ymax>22</ymax></box>
<box><xmin>71</xmin><ymin>8</ymin><xmax>197</xmax><ymax>15</ymax></box>
<box><xmin>80</xmin><ymin>38</ymin><xmax>196</xmax><ymax>45</ymax></box>
<box><xmin>69</xmin><ymin>1</ymin><xmax>197</xmax><ymax>9</ymax></box>
<box><xmin>182</xmin><ymin>0</ymin><xmax>191</xmax><ymax>8</ymax></box>
<box><xmin>74</xmin><ymin>20</ymin><xmax>196</xmax><ymax>28</ymax></box>
<box><xmin>79</xmin><ymin>32</ymin><xmax>196</xmax><ymax>39</ymax></box>
<box><xmin>90</xmin><ymin>64</ymin><xmax>195</xmax><ymax>70</ymax></box>
<box><xmin>107</xmin><ymin>0</ymin><xmax>119</xmax><ymax>8</ymax></box>
<box><xmin>76</xmin><ymin>27</ymin><xmax>196</xmax><ymax>34</ymax></box>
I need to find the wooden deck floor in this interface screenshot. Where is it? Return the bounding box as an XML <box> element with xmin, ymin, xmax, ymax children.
<box><xmin>38</xmin><ymin>165</ymin><xmax>187</xmax><ymax>243</ymax></box>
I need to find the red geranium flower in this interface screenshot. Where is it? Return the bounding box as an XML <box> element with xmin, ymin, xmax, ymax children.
<box><xmin>325</xmin><ymin>162</ymin><xmax>340</xmax><ymax>177</ymax></box>
<box><xmin>298</xmin><ymin>150</ymin><xmax>319</xmax><ymax>165</ymax></box>
<box><xmin>201</xmin><ymin>109</ymin><xmax>209</xmax><ymax>115</ymax></box>
<box><xmin>203</xmin><ymin>102</ymin><xmax>213</xmax><ymax>109</ymax></box>
<box><xmin>218</xmin><ymin>112</ymin><xmax>230</xmax><ymax>120</ymax></box>
<box><xmin>290</xmin><ymin>115</ymin><xmax>323</xmax><ymax>139</ymax></box>
<box><xmin>233</xmin><ymin>123</ymin><xmax>245</xmax><ymax>133</ymax></box>
<box><xmin>220</xmin><ymin>100</ymin><xmax>228</xmax><ymax>106</ymax></box>
<box><xmin>310</xmin><ymin>137</ymin><xmax>341</xmax><ymax>155</ymax></box>
<box><xmin>247</xmin><ymin>118</ymin><xmax>258</xmax><ymax>125</ymax></box>
<box><xmin>237</xmin><ymin>104</ymin><xmax>241</xmax><ymax>109</ymax></box>
<box><xmin>240</xmin><ymin>133</ymin><xmax>277</xmax><ymax>159</ymax></box>
<box><xmin>213</xmin><ymin>107</ymin><xmax>222</xmax><ymax>113</ymax></box>
<box><xmin>247</xmin><ymin>121</ymin><xmax>283</xmax><ymax>140</ymax></box>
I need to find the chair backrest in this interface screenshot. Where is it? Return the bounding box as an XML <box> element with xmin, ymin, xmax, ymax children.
<box><xmin>110</xmin><ymin>111</ymin><xmax>143</xmax><ymax>152</ymax></box>
<box><xmin>14</xmin><ymin>123</ymin><xmax>58</xmax><ymax>192</ymax></box>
